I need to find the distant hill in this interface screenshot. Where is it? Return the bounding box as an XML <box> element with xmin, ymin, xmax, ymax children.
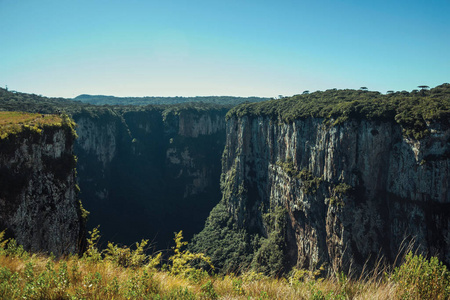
<box><xmin>0</xmin><ymin>88</ymin><xmax>86</xmax><ymax>114</ymax></box>
<box><xmin>73</xmin><ymin>94</ymin><xmax>270</xmax><ymax>106</ymax></box>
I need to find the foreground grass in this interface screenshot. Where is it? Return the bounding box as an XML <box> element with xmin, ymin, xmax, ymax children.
<box><xmin>0</xmin><ymin>230</ymin><xmax>448</xmax><ymax>299</ymax></box>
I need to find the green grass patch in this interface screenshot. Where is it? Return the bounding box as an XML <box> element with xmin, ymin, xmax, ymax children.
<box><xmin>0</xmin><ymin>111</ymin><xmax>64</xmax><ymax>139</ymax></box>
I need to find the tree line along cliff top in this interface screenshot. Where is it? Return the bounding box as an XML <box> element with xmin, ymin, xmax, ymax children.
<box><xmin>1</xmin><ymin>84</ymin><xmax>449</xmax><ymax>139</ymax></box>
<box><xmin>227</xmin><ymin>83</ymin><xmax>450</xmax><ymax>139</ymax></box>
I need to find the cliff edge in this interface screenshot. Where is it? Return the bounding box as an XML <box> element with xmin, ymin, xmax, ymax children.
<box><xmin>0</xmin><ymin>112</ymin><xmax>85</xmax><ymax>255</ymax></box>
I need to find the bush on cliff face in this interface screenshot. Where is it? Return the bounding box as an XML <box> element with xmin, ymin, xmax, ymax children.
<box><xmin>251</xmin><ymin>206</ymin><xmax>288</xmax><ymax>277</ymax></box>
<box><xmin>276</xmin><ymin>158</ymin><xmax>324</xmax><ymax>194</ymax></box>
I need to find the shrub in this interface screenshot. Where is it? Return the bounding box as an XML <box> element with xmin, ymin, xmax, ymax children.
<box><xmin>391</xmin><ymin>251</ymin><xmax>450</xmax><ymax>299</ymax></box>
<box><xmin>82</xmin><ymin>226</ymin><xmax>102</xmax><ymax>262</ymax></box>
<box><xmin>104</xmin><ymin>239</ymin><xmax>151</xmax><ymax>268</ymax></box>
<box><xmin>0</xmin><ymin>230</ymin><xmax>8</xmax><ymax>253</ymax></box>
<box><xmin>4</xmin><ymin>239</ymin><xmax>29</xmax><ymax>259</ymax></box>
<box><xmin>169</xmin><ymin>231</ymin><xmax>214</xmax><ymax>281</ymax></box>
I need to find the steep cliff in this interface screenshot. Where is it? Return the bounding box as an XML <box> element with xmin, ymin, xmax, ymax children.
<box><xmin>73</xmin><ymin>105</ymin><xmax>227</xmax><ymax>248</ymax></box>
<box><xmin>0</xmin><ymin>114</ymin><xmax>84</xmax><ymax>255</ymax></box>
<box><xmin>191</xmin><ymin>85</ymin><xmax>450</xmax><ymax>274</ymax></box>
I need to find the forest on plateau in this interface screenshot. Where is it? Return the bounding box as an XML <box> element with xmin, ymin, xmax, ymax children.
<box><xmin>228</xmin><ymin>84</ymin><xmax>450</xmax><ymax>139</ymax></box>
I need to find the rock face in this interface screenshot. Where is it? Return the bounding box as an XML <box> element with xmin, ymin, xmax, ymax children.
<box><xmin>195</xmin><ymin>115</ymin><xmax>450</xmax><ymax>273</ymax></box>
<box><xmin>73</xmin><ymin>107</ymin><xmax>227</xmax><ymax>248</ymax></box>
<box><xmin>0</xmin><ymin>126</ymin><xmax>83</xmax><ymax>255</ymax></box>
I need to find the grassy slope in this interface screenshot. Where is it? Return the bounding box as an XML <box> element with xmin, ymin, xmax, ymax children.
<box><xmin>0</xmin><ymin>229</ymin><xmax>449</xmax><ymax>299</ymax></box>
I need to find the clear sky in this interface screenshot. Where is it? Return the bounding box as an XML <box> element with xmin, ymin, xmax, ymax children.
<box><xmin>1</xmin><ymin>0</ymin><xmax>449</xmax><ymax>98</ymax></box>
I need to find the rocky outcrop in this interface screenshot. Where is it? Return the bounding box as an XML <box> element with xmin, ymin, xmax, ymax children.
<box><xmin>194</xmin><ymin>115</ymin><xmax>450</xmax><ymax>273</ymax></box>
<box><xmin>0</xmin><ymin>125</ymin><xmax>83</xmax><ymax>255</ymax></box>
<box><xmin>73</xmin><ymin>106</ymin><xmax>227</xmax><ymax>248</ymax></box>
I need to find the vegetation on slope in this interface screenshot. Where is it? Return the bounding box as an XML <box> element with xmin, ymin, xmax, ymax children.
<box><xmin>189</xmin><ymin>201</ymin><xmax>254</xmax><ymax>274</ymax></box>
<box><xmin>276</xmin><ymin>159</ymin><xmax>323</xmax><ymax>194</ymax></box>
<box><xmin>0</xmin><ymin>229</ymin><xmax>449</xmax><ymax>299</ymax></box>
<box><xmin>0</xmin><ymin>88</ymin><xmax>86</xmax><ymax>114</ymax></box>
<box><xmin>227</xmin><ymin>83</ymin><xmax>450</xmax><ymax>139</ymax></box>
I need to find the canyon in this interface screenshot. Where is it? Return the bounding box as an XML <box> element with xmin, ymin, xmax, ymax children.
<box><xmin>0</xmin><ymin>86</ymin><xmax>448</xmax><ymax>275</ymax></box>
<box><xmin>72</xmin><ymin>105</ymin><xmax>227</xmax><ymax>248</ymax></box>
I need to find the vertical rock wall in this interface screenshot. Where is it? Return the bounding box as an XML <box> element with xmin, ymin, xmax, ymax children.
<box><xmin>0</xmin><ymin>126</ymin><xmax>83</xmax><ymax>255</ymax></box>
<box><xmin>211</xmin><ymin>116</ymin><xmax>449</xmax><ymax>272</ymax></box>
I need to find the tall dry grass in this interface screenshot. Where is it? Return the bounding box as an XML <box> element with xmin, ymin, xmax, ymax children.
<box><xmin>0</xmin><ymin>229</ymin><xmax>448</xmax><ymax>299</ymax></box>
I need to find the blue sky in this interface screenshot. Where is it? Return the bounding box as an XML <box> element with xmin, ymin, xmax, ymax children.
<box><xmin>1</xmin><ymin>0</ymin><xmax>449</xmax><ymax>98</ymax></box>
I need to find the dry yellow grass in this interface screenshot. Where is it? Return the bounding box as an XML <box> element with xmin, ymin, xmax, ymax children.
<box><xmin>0</xmin><ymin>249</ymin><xmax>446</xmax><ymax>300</ymax></box>
<box><xmin>0</xmin><ymin>229</ymin><xmax>448</xmax><ymax>299</ymax></box>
